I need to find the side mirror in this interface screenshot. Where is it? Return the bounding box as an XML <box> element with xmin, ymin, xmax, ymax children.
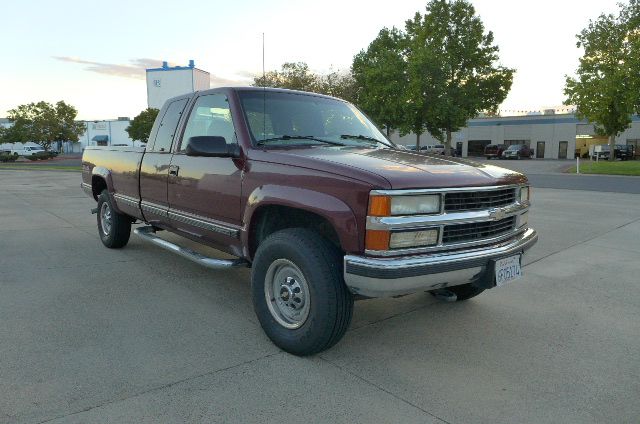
<box><xmin>185</xmin><ymin>136</ymin><xmax>240</xmax><ymax>158</ymax></box>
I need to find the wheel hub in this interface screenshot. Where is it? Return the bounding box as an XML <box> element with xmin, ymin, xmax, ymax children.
<box><xmin>278</xmin><ymin>276</ymin><xmax>305</xmax><ymax>311</ymax></box>
<box><xmin>265</xmin><ymin>259</ymin><xmax>310</xmax><ymax>329</ymax></box>
<box><xmin>100</xmin><ymin>202</ymin><xmax>112</xmax><ymax>236</ymax></box>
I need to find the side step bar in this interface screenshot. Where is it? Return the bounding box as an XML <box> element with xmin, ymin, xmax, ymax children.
<box><xmin>134</xmin><ymin>226</ymin><xmax>248</xmax><ymax>269</ymax></box>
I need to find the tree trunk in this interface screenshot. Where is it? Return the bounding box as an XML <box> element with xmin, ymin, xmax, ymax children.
<box><xmin>608</xmin><ymin>134</ymin><xmax>616</xmax><ymax>161</ymax></box>
<box><xmin>445</xmin><ymin>129</ymin><xmax>452</xmax><ymax>156</ymax></box>
<box><xmin>386</xmin><ymin>126</ymin><xmax>390</xmax><ymax>137</ymax></box>
<box><xmin>416</xmin><ymin>132</ymin><xmax>421</xmax><ymax>150</ymax></box>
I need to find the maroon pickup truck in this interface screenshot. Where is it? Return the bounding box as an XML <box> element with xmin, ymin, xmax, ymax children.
<box><xmin>82</xmin><ymin>87</ymin><xmax>537</xmax><ymax>355</ymax></box>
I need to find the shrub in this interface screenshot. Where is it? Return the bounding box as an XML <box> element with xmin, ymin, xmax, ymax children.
<box><xmin>0</xmin><ymin>153</ymin><xmax>18</xmax><ymax>162</ymax></box>
<box><xmin>27</xmin><ymin>151</ymin><xmax>56</xmax><ymax>161</ymax></box>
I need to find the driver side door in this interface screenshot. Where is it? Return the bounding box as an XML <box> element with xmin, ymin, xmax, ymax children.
<box><xmin>167</xmin><ymin>93</ymin><xmax>244</xmax><ymax>251</ymax></box>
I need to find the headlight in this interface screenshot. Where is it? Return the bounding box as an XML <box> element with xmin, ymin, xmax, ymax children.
<box><xmin>391</xmin><ymin>195</ymin><xmax>441</xmax><ymax>215</ymax></box>
<box><xmin>369</xmin><ymin>194</ymin><xmax>441</xmax><ymax>216</ymax></box>
<box><xmin>519</xmin><ymin>186</ymin><xmax>530</xmax><ymax>203</ymax></box>
<box><xmin>389</xmin><ymin>229</ymin><xmax>439</xmax><ymax>249</ymax></box>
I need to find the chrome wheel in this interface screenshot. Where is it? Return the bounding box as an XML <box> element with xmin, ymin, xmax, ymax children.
<box><xmin>100</xmin><ymin>202</ymin><xmax>112</xmax><ymax>236</ymax></box>
<box><xmin>264</xmin><ymin>259</ymin><xmax>311</xmax><ymax>329</ymax></box>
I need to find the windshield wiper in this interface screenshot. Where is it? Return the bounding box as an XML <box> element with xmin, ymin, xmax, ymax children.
<box><xmin>256</xmin><ymin>135</ymin><xmax>346</xmax><ymax>147</ymax></box>
<box><xmin>340</xmin><ymin>134</ymin><xmax>394</xmax><ymax>148</ymax></box>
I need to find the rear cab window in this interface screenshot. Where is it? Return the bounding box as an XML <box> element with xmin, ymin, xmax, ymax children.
<box><xmin>149</xmin><ymin>99</ymin><xmax>188</xmax><ymax>152</ymax></box>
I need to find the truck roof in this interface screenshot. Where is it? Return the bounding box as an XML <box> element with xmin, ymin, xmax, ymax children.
<box><xmin>164</xmin><ymin>86</ymin><xmax>345</xmax><ymax>106</ymax></box>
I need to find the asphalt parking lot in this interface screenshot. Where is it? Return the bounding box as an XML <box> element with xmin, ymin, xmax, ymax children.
<box><xmin>1</xmin><ymin>167</ymin><xmax>639</xmax><ymax>423</ymax></box>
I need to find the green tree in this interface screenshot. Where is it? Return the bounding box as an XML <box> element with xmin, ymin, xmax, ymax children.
<box><xmin>564</xmin><ymin>1</ymin><xmax>640</xmax><ymax>160</ymax></box>
<box><xmin>253</xmin><ymin>62</ymin><xmax>359</xmax><ymax>104</ymax></box>
<box><xmin>253</xmin><ymin>62</ymin><xmax>319</xmax><ymax>92</ymax></box>
<box><xmin>5</xmin><ymin>101</ymin><xmax>85</xmax><ymax>150</ymax></box>
<box><xmin>316</xmin><ymin>70</ymin><xmax>359</xmax><ymax>104</ymax></box>
<box><xmin>403</xmin><ymin>0</ymin><xmax>513</xmax><ymax>152</ymax></box>
<box><xmin>353</xmin><ymin>28</ymin><xmax>407</xmax><ymax>136</ymax></box>
<box><xmin>126</xmin><ymin>108</ymin><xmax>159</xmax><ymax>144</ymax></box>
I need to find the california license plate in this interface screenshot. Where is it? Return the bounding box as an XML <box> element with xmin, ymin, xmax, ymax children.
<box><xmin>495</xmin><ymin>254</ymin><xmax>522</xmax><ymax>286</ymax></box>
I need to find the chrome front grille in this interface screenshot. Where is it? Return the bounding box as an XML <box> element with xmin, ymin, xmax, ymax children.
<box><xmin>442</xmin><ymin>217</ymin><xmax>516</xmax><ymax>244</ymax></box>
<box><xmin>444</xmin><ymin>188</ymin><xmax>516</xmax><ymax>212</ymax></box>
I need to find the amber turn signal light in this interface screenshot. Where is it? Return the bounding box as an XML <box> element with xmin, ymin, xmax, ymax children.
<box><xmin>365</xmin><ymin>229</ymin><xmax>390</xmax><ymax>251</ymax></box>
<box><xmin>368</xmin><ymin>196</ymin><xmax>391</xmax><ymax>217</ymax></box>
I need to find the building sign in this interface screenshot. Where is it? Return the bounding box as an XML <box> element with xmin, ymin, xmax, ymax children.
<box><xmin>92</xmin><ymin>122</ymin><xmax>107</xmax><ymax>130</ymax></box>
<box><xmin>153</xmin><ymin>79</ymin><xmax>161</xmax><ymax>87</ymax></box>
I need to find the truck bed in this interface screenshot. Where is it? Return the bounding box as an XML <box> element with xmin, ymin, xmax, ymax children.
<box><xmin>81</xmin><ymin>146</ymin><xmax>145</xmax><ymax>210</ymax></box>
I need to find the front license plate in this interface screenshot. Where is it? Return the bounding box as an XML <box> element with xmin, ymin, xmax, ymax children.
<box><xmin>495</xmin><ymin>254</ymin><xmax>522</xmax><ymax>287</ymax></box>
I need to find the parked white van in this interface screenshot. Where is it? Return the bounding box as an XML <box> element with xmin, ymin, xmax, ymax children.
<box><xmin>10</xmin><ymin>144</ymin><xmax>46</xmax><ymax>156</ymax></box>
<box><xmin>419</xmin><ymin>144</ymin><xmax>446</xmax><ymax>155</ymax></box>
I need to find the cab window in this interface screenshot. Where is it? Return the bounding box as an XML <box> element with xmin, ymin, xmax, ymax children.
<box><xmin>151</xmin><ymin>98</ymin><xmax>188</xmax><ymax>152</ymax></box>
<box><xmin>180</xmin><ymin>94</ymin><xmax>236</xmax><ymax>151</ymax></box>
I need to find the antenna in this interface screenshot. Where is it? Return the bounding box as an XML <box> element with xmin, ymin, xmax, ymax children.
<box><xmin>262</xmin><ymin>32</ymin><xmax>266</xmax><ymax>142</ymax></box>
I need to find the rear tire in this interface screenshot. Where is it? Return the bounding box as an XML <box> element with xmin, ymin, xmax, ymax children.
<box><xmin>251</xmin><ymin>228</ymin><xmax>353</xmax><ymax>356</ymax></box>
<box><xmin>97</xmin><ymin>189</ymin><xmax>131</xmax><ymax>248</ymax></box>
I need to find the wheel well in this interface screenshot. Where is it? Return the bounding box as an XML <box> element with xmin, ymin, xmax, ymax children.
<box><xmin>91</xmin><ymin>176</ymin><xmax>107</xmax><ymax>200</ymax></box>
<box><xmin>249</xmin><ymin>205</ymin><xmax>341</xmax><ymax>257</ymax></box>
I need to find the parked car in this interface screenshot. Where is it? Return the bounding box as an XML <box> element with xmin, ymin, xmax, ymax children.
<box><xmin>589</xmin><ymin>144</ymin><xmax>633</xmax><ymax>160</ymax></box>
<box><xmin>502</xmin><ymin>144</ymin><xmax>533</xmax><ymax>159</ymax></box>
<box><xmin>11</xmin><ymin>144</ymin><xmax>46</xmax><ymax>156</ymax></box>
<box><xmin>485</xmin><ymin>144</ymin><xmax>506</xmax><ymax>159</ymax></box>
<box><xmin>420</xmin><ymin>144</ymin><xmax>446</xmax><ymax>155</ymax></box>
<box><xmin>615</xmin><ymin>144</ymin><xmax>635</xmax><ymax>160</ymax></box>
<box><xmin>81</xmin><ymin>87</ymin><xmax>537</xmax><ymax>355</ymax></box>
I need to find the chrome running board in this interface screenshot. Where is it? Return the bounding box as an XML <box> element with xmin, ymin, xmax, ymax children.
<box><xmin>134</xmin><ymin>226</ymin><xmax>248</xmax><ymax>269</ymax></box>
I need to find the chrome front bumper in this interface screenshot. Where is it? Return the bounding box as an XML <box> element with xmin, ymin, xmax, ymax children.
<box><xmin>344</xmin><ymin>228</ymin><xmax>538</xmax><ymax>298</ymax></box>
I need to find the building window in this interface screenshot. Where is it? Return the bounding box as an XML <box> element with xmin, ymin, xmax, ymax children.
<box><xmin>627</xmin><ymin>139</ymin><xmax>640</xmax><ymax>159</ymax></box>
<box><xmin>467</xmin><ymin>140</ymin><xmax>491</xmax><ymax>156</ymax></box>
<box><xmin>558</xmin><ymin>141</ymin><xmax>568</xmax><ymax>159</ymax></box>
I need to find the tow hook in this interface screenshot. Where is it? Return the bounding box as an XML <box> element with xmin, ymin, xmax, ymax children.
<box><xmin>431</xmin><ymin>289</ymin><xmax>458</xmax><ymax>302</ymax></box>
<box><xmin>90</xmin><ymin>207</ymin><xmax>98</xmax><ymax>214</ymax></box>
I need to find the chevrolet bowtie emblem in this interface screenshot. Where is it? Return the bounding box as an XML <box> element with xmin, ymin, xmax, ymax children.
<box><xmin>489</xmin><ymin>208</ymin><xmax>506</xmax><ymax>221</ymax></box>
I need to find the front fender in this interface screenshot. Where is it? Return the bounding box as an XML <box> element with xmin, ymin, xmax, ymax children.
<box><xmin>242</xmin><ymin>185</ymin><xmax>360</xmax><ymax>257</ymax></box>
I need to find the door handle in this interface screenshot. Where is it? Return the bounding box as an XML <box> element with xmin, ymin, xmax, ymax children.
<box><xmin>169</xmin><ymin>165</ymin><xmax>179</xmax><ymax>176</ymax></box>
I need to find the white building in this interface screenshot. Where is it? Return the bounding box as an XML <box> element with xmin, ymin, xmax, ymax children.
<box><xmin>79</xmin><ymin>118</ymin><xmax>137</xmax><ymax>148</ymax></box>
<box><xmin>146</xmin><ymin>60</ymin><xmax>210</xmax><ymax>109</ymax></box>
<box><xmin>391</xmin><ymin>113</ymin><xmax>640</xmax><ymax>159</ymax></box>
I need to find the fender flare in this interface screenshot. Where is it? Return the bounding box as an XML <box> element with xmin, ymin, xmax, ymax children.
<box><xmin>91</xmin><ymin>166</ymin><xmax>123</xmax><ymax>214</ymax></box>
<box><xmin>242</xmin><ymin>185</ymin><xmax>360</xmax><ymax>258</ymax></box>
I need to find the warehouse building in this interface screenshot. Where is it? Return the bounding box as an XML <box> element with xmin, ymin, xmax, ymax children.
<box><xmin>391</xmin><ymin>113</ymin><xmax>640</xmax><ymax>159</ymax></box>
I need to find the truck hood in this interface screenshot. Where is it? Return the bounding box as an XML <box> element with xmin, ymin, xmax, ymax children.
<box><xmin>257</xmin><ymin>146</ymin><xmax>527</xmax><ymax>189</ymax></box>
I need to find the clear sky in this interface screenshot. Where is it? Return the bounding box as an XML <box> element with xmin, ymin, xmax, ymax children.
<box><xmin>0</xmin><ymin>0</ymin><xmax>622</xmax><ymax>120</ymax></box>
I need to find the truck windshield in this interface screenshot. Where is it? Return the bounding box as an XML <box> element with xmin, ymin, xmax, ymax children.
<box><xmin>238</xmin><ymin>91</ymin><xmax>393</xmax><ymax>148</ymax></box>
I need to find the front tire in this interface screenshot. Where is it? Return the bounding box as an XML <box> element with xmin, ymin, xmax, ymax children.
<box><xmin>251</xmin><ymin>228</ymin><xmax>353</xmax><ymax>356</ymax></box>
<box><xmin>97</xmin><ymin>190</ymin><xmax>131</xmax><ymax>248</ymax></box>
